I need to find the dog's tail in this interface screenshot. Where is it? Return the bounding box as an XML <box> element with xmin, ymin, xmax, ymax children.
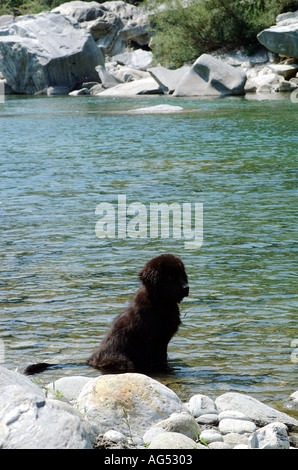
<box><xmin>24</xmin><ymin>362</ymin><xmax>85</xmax><ymax>375</ymax></box>
<box><xmin>24</xmin><ymin>362</ymin><xmax>56</xmax><ymax>375</ymax></box>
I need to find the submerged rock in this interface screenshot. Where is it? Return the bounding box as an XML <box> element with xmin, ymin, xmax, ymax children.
<box><xmin>0</xmin><ymin>11</ymin><xmax>104</xmax><ymax>94</ymax></box>
<box><xmin>128</xmin><ymin>104</ymin><xmax>184</xmax><ymax>114</ymax></box>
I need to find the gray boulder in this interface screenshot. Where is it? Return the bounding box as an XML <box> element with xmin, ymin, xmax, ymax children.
<box><xmin>148</xmin><ymin>65</ymin><xmax>190</xmax><ymax>93</ymax></box>
<box><xmin>96</xmin><ymin>64</ymin><xmax>122</xmax><ymax>87</ymax></box>
<box><xmin>0</xmin><ymin>15</ymin><xmax>14</xmax><ymax>27</ymax></box>
<box><xmin>0</xmin><ymin>11</ymin><xmax>104</xmax><ymax>94</ymax></box>
<box><xmin>53</xmin><ymin>1</ymin><xmax>150</xmax><ymax>55</ymax></box>
<box><xmin>0</xmin><ymin>366</ymin><xmax>92</xmax><ymax>449</ymax></box>
<box><xmin>249</xmin><ymin>422</ymin><xmax>290</xmax><ymax>449</ymax></box>
<box><xmin>52</xmin><ymin>1</ymin><xmax>105</xmax><ymax>22</ymax></box>
<box><xmin>215</xmin><ymin>392</ymin><xmax>298</xmax><ymax>431</ymax></box>
<box><xmin>174</xmin><ymin>54</ymin><xmax>247</xmax><ymax>97</ymax></box>
<box><xmin>144</xmin><ymin>412</ymin><xmax>200</xmax><ymax>442</ymax></box>
<box><xmin>76</xmin><ymin>373</ymin><xmax>185</xmax><ymax>439</ymax></box>
<box><xmin>257</xmin><ymin>11</ymin><xmax>298</xmax><ymax>59</ymax></box>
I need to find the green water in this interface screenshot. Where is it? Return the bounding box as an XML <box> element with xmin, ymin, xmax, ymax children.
<box><xmin>1</xmin><ymin>93</ymin><xmax>297</xmax><ymax>413</ymax></box>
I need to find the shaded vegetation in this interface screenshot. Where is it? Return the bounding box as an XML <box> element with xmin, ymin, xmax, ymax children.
<box><xmin>148</xmin><ymin>0</ymin><xmax>298</xmax><ymax>67</ymax></box>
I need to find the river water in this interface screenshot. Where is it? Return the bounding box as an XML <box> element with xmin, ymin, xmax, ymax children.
<box><xmin>1</xmin><ymin>93</ymin><xmax>297</xmax><ymax>414</ymax></box>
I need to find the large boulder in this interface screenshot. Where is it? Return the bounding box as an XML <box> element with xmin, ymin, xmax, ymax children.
<box><xmin>53</xmin><ymin>1</ymin><xmax>151</xmax><ymax>55</ymax></box>
<box><xmin>0</xmin><ymin>366</ymin><xmax>92</xmax><ymax>449</ymax></box>
<box><xmin>257</xmin><ymin>11</ymin><xmax>298</xmax><ymax>59</ymax></box>
<box><xmin>173</xmin><ymin>54</ymin><xmax>247</xmax><ymax>97</ymax></box>
<box><xmin>0</xmin><ymin>11</ymin><xmax>104</xmax><ymax>94</ymax></box>
<box><xmin>76</xmin><ymin>373</ymin><xmax>186</xmax><ymax>439</ymax></box>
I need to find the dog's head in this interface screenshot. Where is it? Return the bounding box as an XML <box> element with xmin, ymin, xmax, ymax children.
<box><xmin>138</xmin><ymin>254</ymin><xmax>189</xmax><ymax>303</ymax></box>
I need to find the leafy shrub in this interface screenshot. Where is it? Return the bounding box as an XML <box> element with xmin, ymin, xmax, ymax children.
<box><xmin>148</xmin><ymin>0</ymin><xmax>298</xmax><ymax>67</ymax></box>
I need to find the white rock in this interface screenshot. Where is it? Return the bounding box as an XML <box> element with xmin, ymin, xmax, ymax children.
<box><xmin>144</xmin><ymin>412</ymin><xmax>199</xmax><ymax>441</ymax></box>
<box><xmin>69</xmin><ymin>88</ymin><xmax>90</xmax><ymax>96</ymax></box>
<box><xmin>143</xmin><ymin>427</ymin><xmax>166</xmax><ymax>445</ymax></box>
<box><xmin>233</xmin><ymin>444</ymin><xmax>250</xmax><ymax>449</ymax></box>
<box><xmin>196</xmin><ymin>413</ymin><xmax>219</xmax><ymax>425</ymax></box>
<box><xmin>103</xmin><ymin>430</ymin><xmax>127</xmax><ymax>443</ymax></box>
<box><xmin>113</xmin><ymin>49</ymin><xmax>153</xmax><ymax>70</ymax></box>
<box><xmin>76</xmin><ymin>373</ymin><xmax>185</xmax><ymax>439</ymax></box>
<box><xmin>274</xmin><ymin>79</ymin><xmax>297</xmax><ymax>92</ymax></box>
<box><xmin>199</xmin><ymin>429</ymin><xmax>223</xmax><ymax>444</ymax></box>
<box><xmin>249</xmin><ymin>422</ymin><xmax>290</xmax><ymax>449</ymax></box>
<box><xmin>53</xmin><ymin>1</ymin><xmax>150</xmax><ymax>54</ymax></box>
<box><xmin>218</xmin><ymin>410</ymin><xmax>250</xmax><ymax>421</ymax></box>
<box><xmin>111</xmin><ymin>66</ymin><xmax>150</xmax><ymax>82</ymax></box>
<box><xmin>148</xmin><ymin>432</ymin><xmax>206</xmax><ymax>449</ymax></box>
<box><xmin>46</xmin><ymin>376</ymin><xmax>92</xmax><ymax>403</ymax></box>
<box><xmin>251</xmin><ymin>73</ymin><xmax>280</xmax><ymax>92</ymax></box>
<box><xmin>96</xmin><ymin>64</ymin><xmax>122</xmax><ymax>87</ymax></box>
<box><xmin>174</xmin><ymin>53</ymin><xmax>247</xmax><ymax>97</ymax></box>
<box><xmin>148</xmin><ymin>65</ymin><xmax>191</xmax><ymax>93</ymax></box>
<box><xmin>223</xmin><ymin>432</ymin><xmax>251</xmax><ymax>448</ymax></box>
<box><xmin>208</xmin><ymin>441</ymin><xmax>231</xmax><ymax>449</ymax></box>
<box><xmin>95</xmin><ymin>77</ymin><xmax>163</xmax><ymax>96</ymax></box>
<box><xmin>269</xmin><ymin>63</ymin><xmax>298</xmax><ymax>79</ymax></box>
<box><xmin>0</xmin><ymin>11</ymin><xmax>104</xmax><ymax>94</ymax></box>
<box><xmin>219</xmin><ymin>418</ymin><xmax>256</xmax><ymax>435</ymax></box>
<box><xmin>257</xmin><ymin>12</ymin><xmax>298</xmax><ymax>58</ymax></box>
<box><xmin>215</xmin><ymin>392</ymin><xmax>298</xmax><ymax>431</ymax></box>
<box><xmin>0</xmin><ymin>366</ymin><xmax>92</xmax><ymax>449</ymax></box>
<box><xmin>188</xmin><ymin>394</ymin><xmax>218</xmax><ymax>417</ymax></box>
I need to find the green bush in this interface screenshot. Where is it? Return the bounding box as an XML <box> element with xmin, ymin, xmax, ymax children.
<box><xmin>148</xmin><ymin>0</ymin><xmax>298</xmax><ymax>67</ymax></box>
<box><xmin>0</xmin><ymin>0</ymin><xmax>64</xmax><ymax>16</ymax></box>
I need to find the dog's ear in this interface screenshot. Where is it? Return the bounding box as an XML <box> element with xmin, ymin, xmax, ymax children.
<box><xmin>138</xmin><ymin>265</ymin><xmax>160</xmax><ymax>290</ymax></box>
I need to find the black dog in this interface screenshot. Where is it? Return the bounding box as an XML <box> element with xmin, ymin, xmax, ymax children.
<box><xmin>24</xmin><ymin>254</ymin><xmax>188</xmax><ymax>375</ymax></box>
<box><xmin>87</xmin><ymin>254</ymin><xmax>189</xmax><ymax>372</ymax></box>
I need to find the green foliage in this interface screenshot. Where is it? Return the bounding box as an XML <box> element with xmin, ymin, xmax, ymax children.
<box><xmin>0</xmin><ymin>0</ymin><xmax>143</xmax><ymax>16</ymax></box>
<box><xmin>0</xmin><ymin>0</ymin><xmax>64</xmax><ymax>16</ymax></box>
<box><xmin>148</xmin><ymin>0</ymin><xmax>298</xmax><ymax>67</ymax></box>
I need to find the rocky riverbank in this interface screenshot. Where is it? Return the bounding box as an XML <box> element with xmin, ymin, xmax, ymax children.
<box><xmin>0</xmin><ymin>2</ymin><xmax>297</xmax><ymax>98</ymax></box>
<box><xmin>0</xmin><ymin>365</ymin><xmax>297</xmax><ymax>449</ymax></box>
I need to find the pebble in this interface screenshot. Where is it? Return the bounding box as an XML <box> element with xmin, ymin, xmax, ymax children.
<box><xmin>188</xmin><ymin>394</ymin><xmax>218</xmax><ymax>417</ymax></box>
<box><xmin>199</xmin><ymin>429</ymin><xmax>223</xmax><ymax>444</ymax></box>
<box><xmin>219</xmin><ymin>418</ymin><xmax>257</xmax><ymax>435</ymax></box>
<box><xmin>196</xmin><ymin>413</ymin><xmax>219</xmax><ymax>425</ymax></box>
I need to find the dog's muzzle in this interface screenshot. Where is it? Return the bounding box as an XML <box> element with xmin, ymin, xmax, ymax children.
<box><xmin>182</xmin><ymin>285</ymin><xmax>189</xmax><ymax>297</ymax></box>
